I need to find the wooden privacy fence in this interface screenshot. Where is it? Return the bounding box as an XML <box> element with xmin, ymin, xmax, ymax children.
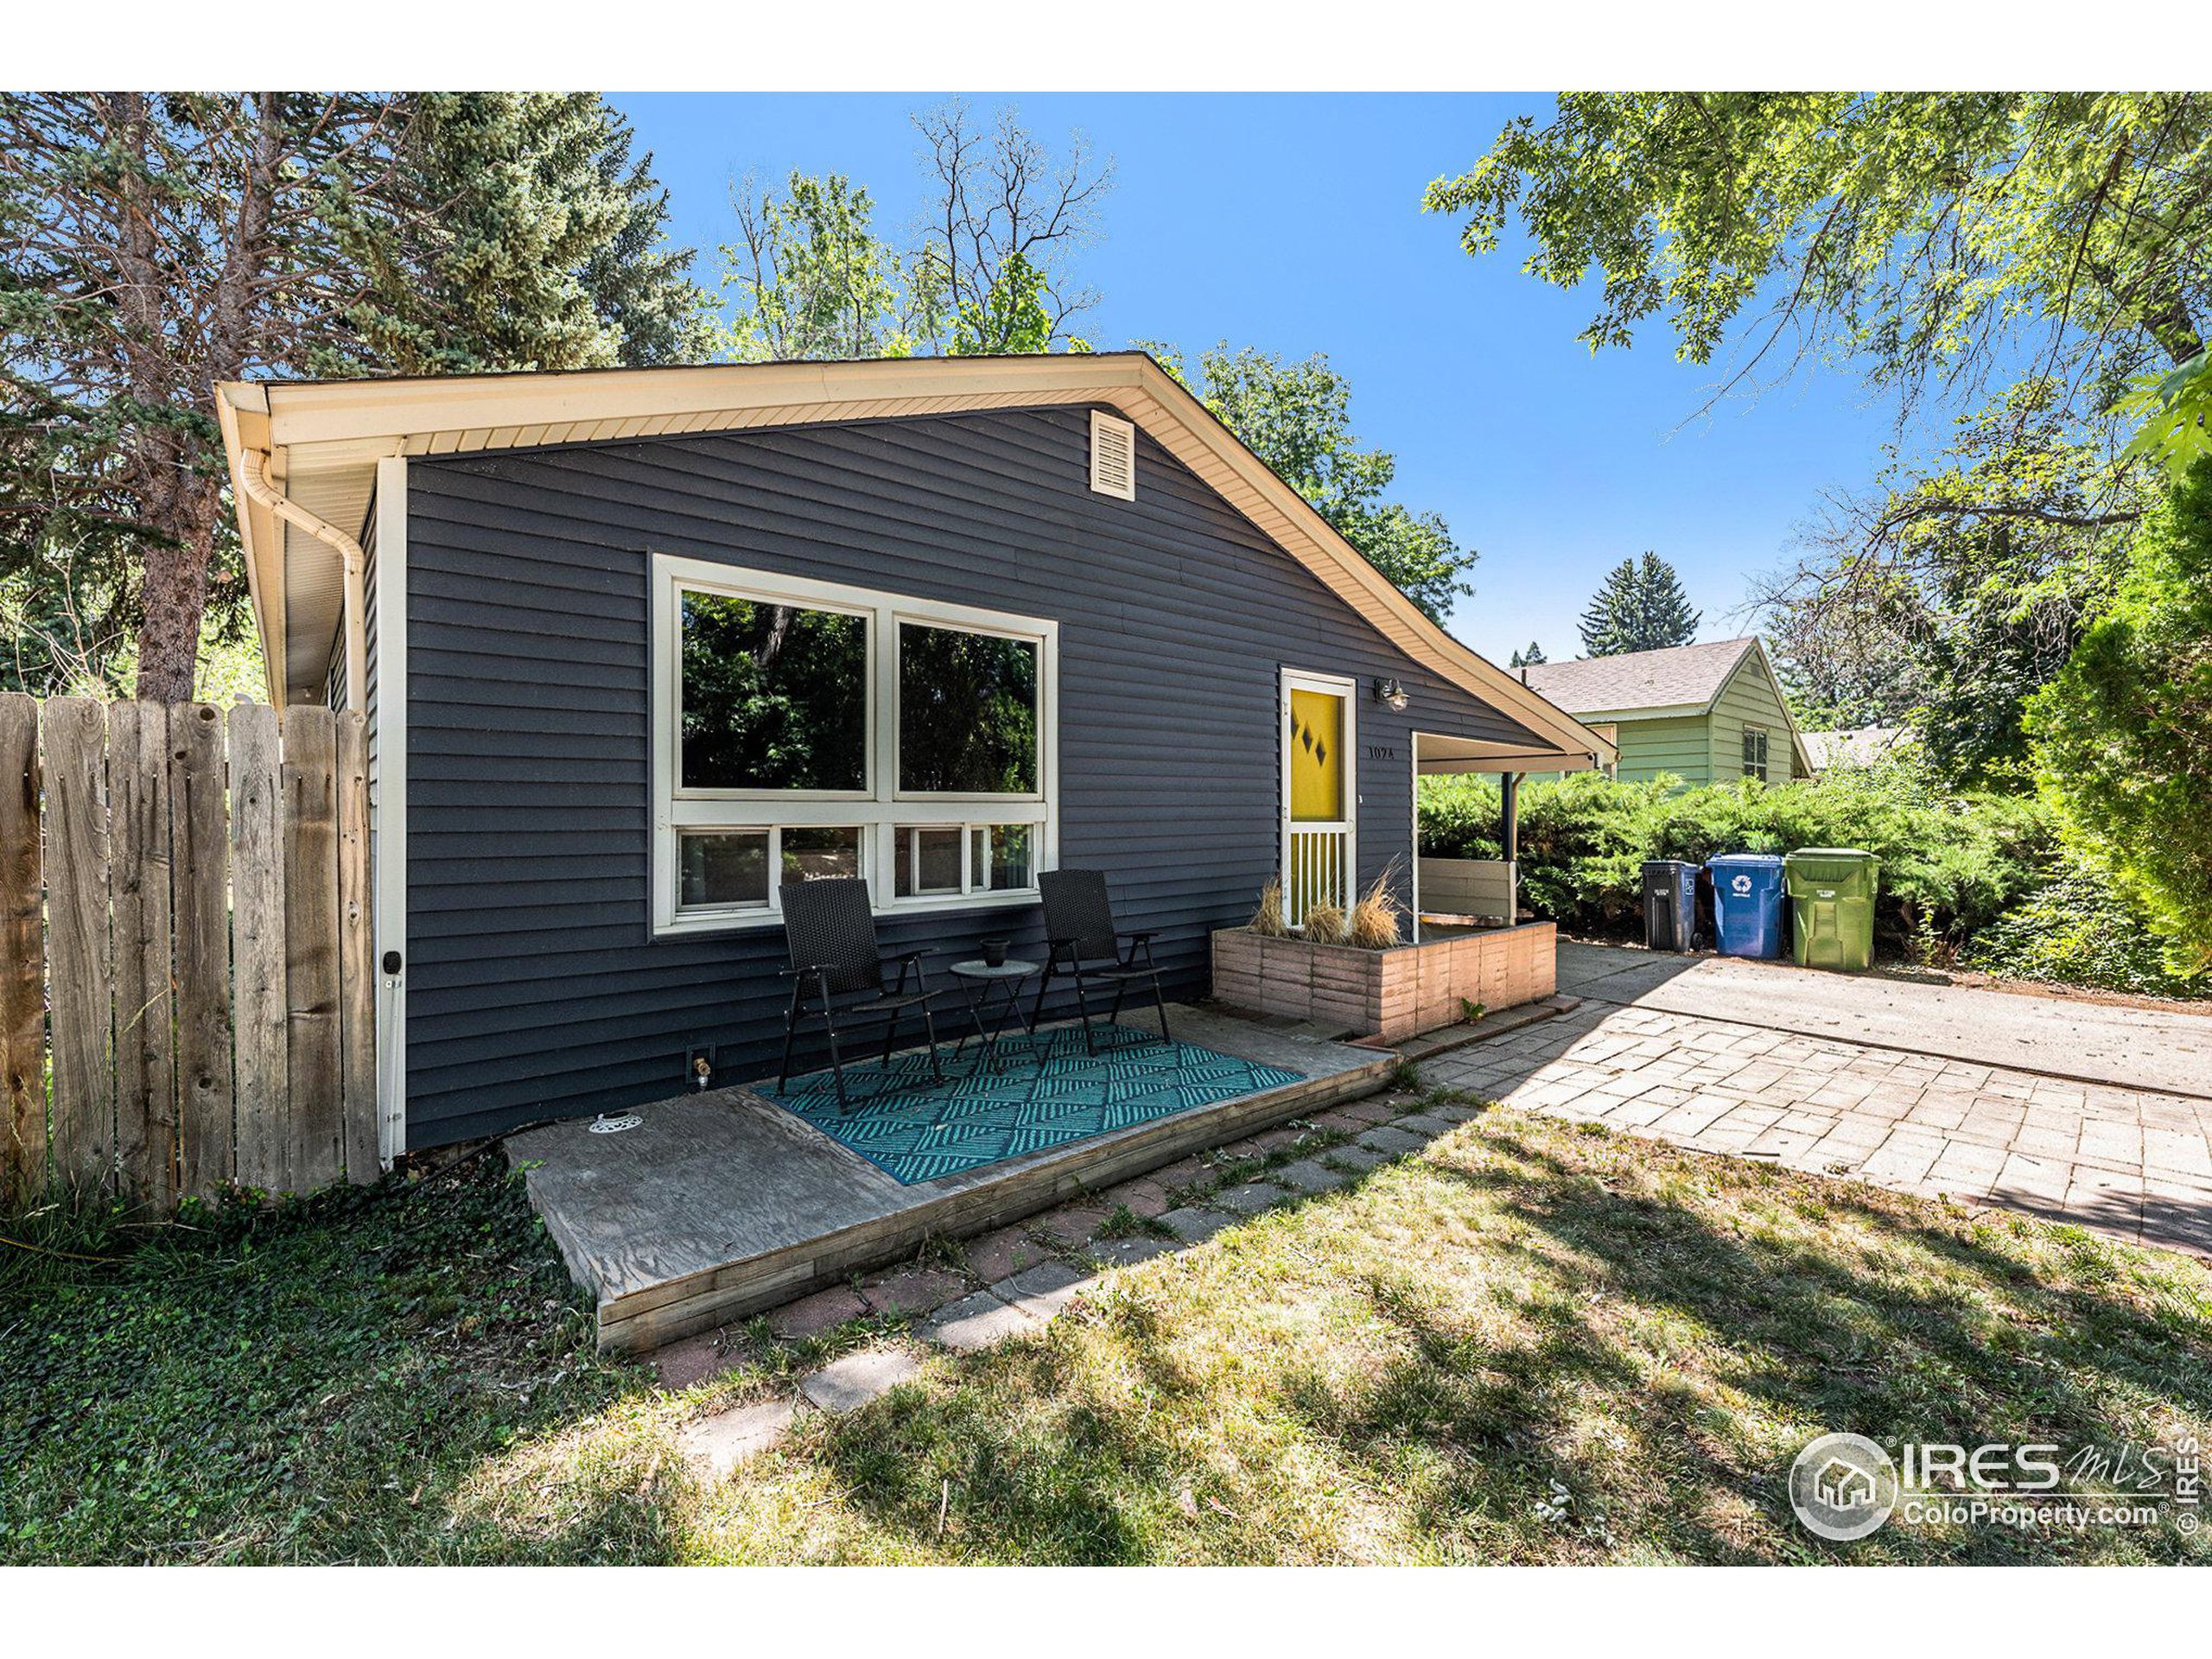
<box><xmin>0</xmin><ymin>695</ymin><xmax>374</xmax><ymax>1211</ymax></box>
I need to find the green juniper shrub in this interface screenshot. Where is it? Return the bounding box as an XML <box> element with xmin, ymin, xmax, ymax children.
<box><xmin>1964</xmin><ymin>853</ymin><xmax>2211</xmax><ymax>1000</ymax></box>
<box><xmin>1419</xmin><ymin>758</ymin><xmax>2062</xmax><ymax>963</ymax></box>
<box><xmin>2027</xmin><ymin>458</ymin><xmax>2212</xmax><ymax>979</ymax></box>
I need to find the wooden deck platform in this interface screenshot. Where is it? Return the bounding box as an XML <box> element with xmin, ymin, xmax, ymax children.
<box><xmin>506</xmin><ymin>1005</ymin><xmax>1393</xmax><ymax>1354</ymax></box>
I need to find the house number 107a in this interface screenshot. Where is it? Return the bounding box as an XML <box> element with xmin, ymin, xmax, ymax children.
<box><xmin>1366</xmin><ymin>745</ymin><xmax>1398</xmax><ymax>760</ymax></box>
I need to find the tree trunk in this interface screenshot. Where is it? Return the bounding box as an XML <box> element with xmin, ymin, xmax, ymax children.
<box><xmin>133</xmin><ymin>519</ymin><xmax>218</xmax><ymax>704</ymax></box>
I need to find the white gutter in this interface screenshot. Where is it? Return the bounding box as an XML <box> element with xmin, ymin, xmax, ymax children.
<box><xmin>232</xmin><ymin>447</ymin><xmax>366</xmax><ymax>712</ymax></box>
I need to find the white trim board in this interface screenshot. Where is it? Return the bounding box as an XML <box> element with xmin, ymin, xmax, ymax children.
<box><xmin>372</xmin><ymin>455</ymin><xmax>408</xmax><ymax>1164</ymax></box>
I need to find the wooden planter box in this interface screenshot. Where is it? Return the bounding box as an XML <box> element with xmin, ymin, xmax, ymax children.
<box><xmin>1211</xmin><ymin>921</ymin><xmax>1556</xmax><ymax>1043</ymax></box>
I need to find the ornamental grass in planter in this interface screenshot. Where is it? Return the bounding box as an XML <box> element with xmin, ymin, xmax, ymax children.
<box><xmin>1214</xmin><ymin>865</ymin><xmax>1555</xmax><ymax>1042</ymax></box>
<box><xmin>1300</xmin><ymin>901</ymin><xmax>1348</xmax><ymax>945</ymax></box>
<box><xmin>1346</xmin><ymin>873</ymin><xmax>1404</xmax><ymax>950</ymax></box>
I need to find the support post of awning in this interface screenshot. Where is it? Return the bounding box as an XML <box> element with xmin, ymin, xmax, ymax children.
<box><xmin>1499</xmin><ymin>772</ymin><xmax>1522</xmax><ymax>925</ymax></box>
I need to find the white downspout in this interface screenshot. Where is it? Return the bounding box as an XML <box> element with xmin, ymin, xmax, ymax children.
<box><xmin>234</xmin><ymin>448</ymin><xmax>367</xmax><ymax>712</ymax></box>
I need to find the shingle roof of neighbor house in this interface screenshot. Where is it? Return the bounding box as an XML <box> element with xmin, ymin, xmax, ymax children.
<box><xmin>1517</xmin><ymin>638</ymin><xmax>1763</xmax><ymax>718</ymax></box>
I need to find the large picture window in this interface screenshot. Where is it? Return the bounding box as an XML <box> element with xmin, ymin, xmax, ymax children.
<box><xmin>651</xmin><ymin>555</ymin><xmax>1058</xmax><ymax>935</ymax></box>
<box><xmin>897</xmin><ymin>624</ymin><xmax>1039</xmax><ymax>794</ymax></box>
<box><xmin>680</xmin><ymin>591</ymin><xmax>867</xmax><ymax>792</ymax></box>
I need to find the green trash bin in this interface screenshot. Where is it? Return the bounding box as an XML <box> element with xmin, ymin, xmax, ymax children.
<box><xmin>1784</xmin><ymin>849</ymin><xmax>1880</xmax><ymax>972</ymax></box>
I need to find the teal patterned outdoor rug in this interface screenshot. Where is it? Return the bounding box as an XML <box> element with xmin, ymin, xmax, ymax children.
<box><xmin>761</xmin><ymin>1024</ymin><xmax>1304</xmax><ymax>1185</ymax></box>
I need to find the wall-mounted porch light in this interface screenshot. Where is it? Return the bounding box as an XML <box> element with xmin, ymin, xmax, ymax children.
<box><xmin>1373</xmin><ymin>677</ymin><xmax>1409</xmax><ymax>714</ymax></box>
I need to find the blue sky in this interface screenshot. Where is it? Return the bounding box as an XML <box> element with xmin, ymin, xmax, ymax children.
<box><xmin>613</xmin><ymin>92</ymin><xmax>1908</xmax><ymax>666</ymax></box>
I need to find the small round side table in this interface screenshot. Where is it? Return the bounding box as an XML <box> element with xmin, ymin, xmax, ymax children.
<box><xmin>947</xmin><ymin>958</ymin><xmax>1041</xmax><ymax>1072</ymax></box>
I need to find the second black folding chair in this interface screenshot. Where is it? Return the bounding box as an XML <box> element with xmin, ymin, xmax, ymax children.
<box><xmin>1034</xmin><ymin>868</ymin><xmax>1172</xmax><ymax>1054</ymax></box>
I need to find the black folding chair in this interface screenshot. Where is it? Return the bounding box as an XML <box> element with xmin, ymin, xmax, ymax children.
<box><xmin>1033</xmin><ymin>868</ymin><xmax>1172</xmax><ymax>1054</ymax></box>
<box><xmin>776</xmin><ymin>877</ymin><xmax>949</xmax><ymax>1110</ymax></box>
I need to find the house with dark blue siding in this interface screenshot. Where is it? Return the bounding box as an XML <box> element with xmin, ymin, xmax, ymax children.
<box><xmin>217</xmin><ymin>354</ymin><xmax>1608</xmax><ymax>1170</ymax></box>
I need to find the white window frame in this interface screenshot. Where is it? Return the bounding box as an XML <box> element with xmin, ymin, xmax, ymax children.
<box><xmin>649</xmin><ymin>552</ymin><xmax>1058</xmax><ymax>936</ymax></box>
<box><xmin>1280</xmin><ymin>667</ymin><xmax>1357</xmax><ymax>924</ymax></box>
<box><xmin>1743</xmin><ymin>725</ymin><xmax>1770</xmax><ymax>783</ymax></box>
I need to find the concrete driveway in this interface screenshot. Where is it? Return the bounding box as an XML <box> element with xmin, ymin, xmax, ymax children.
<box><xmin>1423</xmin><ymin>942</ymin><xmax>2212</xmax><ymax>1260</ymax></box>
<box><xmin>1556</xmin><ymin>942</ymin><xmax>2212</xmax><ymax>1102</ymax></box>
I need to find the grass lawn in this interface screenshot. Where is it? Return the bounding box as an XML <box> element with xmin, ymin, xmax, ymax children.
<box><xmin>5</xmin><ymin>1103</ymin><xmax>2210</xmax><ymax>1564</ymax></box>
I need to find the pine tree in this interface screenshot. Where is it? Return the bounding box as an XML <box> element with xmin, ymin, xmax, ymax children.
<box><xmin>2</xmin><ymin>92</ymin><xmax>714</xmax><ymax>700</ymax></box>
<box><xmin>329</xmin><ymin>93</ymin><xmax>712</xmax><ymax>376</ymax></box>
<box><xmin>1</xmin><ymin>92</ymin><xmax>403</xmax><ymax>698</ymax></box>
<box><xmin>1578</xmin><ymin>552</ymin><xmax>1702</xmax><ymax>656</ymax></box>
<box><xmin>1509</xmin><ymin>641</ymin><xmax>1548</xmax><ymax>667</ymax></box>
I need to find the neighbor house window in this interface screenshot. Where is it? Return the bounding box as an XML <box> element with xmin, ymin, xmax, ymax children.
<box><xmin>1743</xmin><ymin>727</ymin><xmax>1770</xmax><ymax>782</ymax></box>
<box><xmin>651</xmin><ymin>554</ymin><xmax>1058</xmax><ymax>935</ymax></box>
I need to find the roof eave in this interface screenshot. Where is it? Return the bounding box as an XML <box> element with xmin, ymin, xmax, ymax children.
<box><xmin>223</xmin><ymin>353</ymin><xmax>1611</xmax><ymax>766</ymax></box>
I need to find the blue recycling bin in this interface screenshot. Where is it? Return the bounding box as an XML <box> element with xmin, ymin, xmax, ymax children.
<box><xmin>1641</xmin><ymin>860</ymin><xmax>1700</xmax><ymax>952</ymax></box>
<box><xmin>1707</xmin><ymin>852</ymin><xmax>1787</xmax><ymax>959</ymax></box>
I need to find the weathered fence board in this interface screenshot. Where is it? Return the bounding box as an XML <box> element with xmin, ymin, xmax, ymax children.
<box><xmin>229</xmin><ymin>703</ymin><xmax>288</xmax><ymax>1191</ymax></box>
<box><xmin>1</xmin><ymin>697</ymin><xmax>377</xmax><ymax>1212</ymax></box>
<box><xmin>0</xmin><ymin>694</ymin><xmax>43</xmax><ymax>1202</ymax></box>
<box><xmin>172</xmin><ymin>703</ymin><xmax>236</xmax><ymax>1198</ymax></box>
<box><xmin>109</xmin><ymin>702</ymin><xmax>177</xmax><ymax>1207</ymax></box>
<box><xmin>337</xmin><ymin>713</ymin><xmax>376</xmax><ymax>1182</ymax></box>
<box><xmin>283</xmin><ymin>708</ymin><xmax>343</xmax><ymax>1191</ymax></box>
<box><xmin>43</xmin><ymin>698</ymin><xmax>112</xmax><ymax>1187</ymax></box>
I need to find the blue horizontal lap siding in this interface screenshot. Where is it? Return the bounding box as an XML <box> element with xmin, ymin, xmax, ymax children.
<box><xmin>403</xmin><ymin>405</ymin><xmax>1537</xmax><ymax>1147</ymax></box>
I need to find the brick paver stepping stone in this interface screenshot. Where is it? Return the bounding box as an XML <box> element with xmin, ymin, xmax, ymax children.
<box><xmin>798</xmin><ymin>1348</ymin><xmax>925</xmax><ymax>1413</ymax></box>
<box><xmin>1325</xmin><ymin>1143</ymin><xmax>1390</xmax><ymax>1173</ymax></box>
<box><xmin>1098</xmin><ymin>1177</ymin><xmax>1173</xmax><ymax>1218</ymax></box>
<box><xmin>921</xmin><ymin>1291</ymin><xmax>1040</xmax><ymax>1353</ymax></box>
<box><xmin>1392</xmin><ymin>1112</ymin><xmax>1461</xmax><ymax>1138</ymax></box>
<box><xmin>1207</xmin><ymin>1180</ymin><xmax>1287</xmax><ymax>1216</ymax></box>
<box><xmin>768</xmin><ymin>1285</ymin><xmax>869</xmax><ymax>1340</ymax></box>
<box><xmin>652</xmin><ymin>1329</ymin><xmax>742</xmax><ymax>1390</ymax></box>
<box><xmin>857</xmin><ymin>1267</ymin><xmax>972</xmax><ymax>1318</ymax></box>
<box><xmin>994</xmin><ymin>1261</ymin><xmax>1097</xmax><ymax>1319</ymax></box>
<box><xmin>1271</xmin><ymin>1157</ymin><xmax>1354</xmax><ymax>1194</ymax></box>
<box><xmin>1033</xmin><ymin>1204</ymin><xmax>1114</xmax><ymax>1245</ymax></box>
<box><xmin>1089</xmin><ymin>1236</ymin><xmax>1173</xmax><ymax>1268</ymax></box>
<box><xmin>1154</xmin><ymin>1205</ymin><xmax>1233</xmax><ymax>1244</ymax></box>
<box><xmin>963</xmin><ymin>1225</ymin><xmax>1056</xmax><ymax>1284</ymax></box>
<box><xmin>1355</xmin><ymin>1126</ymin><xmax>1425</xmax><ymax>1156</ymax></box>
<box><xmin>677</xmin><ymin>1399</ymin><xmax>797</xmax><ymax>1478</ymax></box>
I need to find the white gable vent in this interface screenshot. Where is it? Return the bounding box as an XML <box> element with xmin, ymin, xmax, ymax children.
<box><xmin>1090</xmin><ymin>410</ymin><xmax>1136</xmax><ymax>500</ymax></box>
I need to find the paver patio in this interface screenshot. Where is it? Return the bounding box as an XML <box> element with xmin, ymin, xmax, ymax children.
<box><xmin>1421</xmin><ymin>987</ymin><xmax>2212</xmax><ymax>1257</ymax></box>
<box><xmin>663</xmin><ymin>946</ymin><xmax>2212</xmax><ymax>1482</ymax></box>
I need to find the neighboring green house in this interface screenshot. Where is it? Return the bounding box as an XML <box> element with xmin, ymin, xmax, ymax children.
<box><xmin>1518</xmin><ymin>638</ymin><xmax>1811</xmax><ymax>787</ymax></box>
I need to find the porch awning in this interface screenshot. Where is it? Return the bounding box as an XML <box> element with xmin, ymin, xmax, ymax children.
<box><xmin>1414</xmin><ymin>729</ymin><xmax>1611</xmax><ymax>775</ymax></box>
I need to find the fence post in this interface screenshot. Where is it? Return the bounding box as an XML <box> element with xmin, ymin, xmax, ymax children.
<box><xmin>228</xmin><ymin>703</ymin><xmax>289</xmax><ymax>1191</ymax></box>
<box><xmin>109</xmin><ymin>702</ymin><xmax>179</xmax><ymax>1208</ymax></box>
<box><xmin>43</xmin><ymin>698</ymin><xmax>113</xmax><ymax>1191</ymax></box>
<box><xmin>0</xmin><ymin>694</ymin><xmax>44</xmax><ymax>1203</ymax></box>
<box><xmin>283</xmin><ymin>707</ymin><xmax>342</xmax><ymax>1192</ymax></box>
<box><xmin>171</xmin><ymin>703</ymin><xmax>234</xmax><ymax>1198</ymax></box>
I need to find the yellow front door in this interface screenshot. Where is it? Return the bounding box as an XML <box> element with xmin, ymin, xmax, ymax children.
<box><xmin>1282</xmin><ymin>676</ymin><xmax>1353</xmax><ymax>925</ymax></box>
<box><xmin>1288</xmin><ymin>687</ymin><xmax>1345</xmax><ymax>823</ymax></box>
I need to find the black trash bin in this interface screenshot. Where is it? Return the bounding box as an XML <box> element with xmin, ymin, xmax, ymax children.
<box><xmin>1642</xmin><ymin>860</ymin><xmax>1700</xmax><ymax>953</ymax></box>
